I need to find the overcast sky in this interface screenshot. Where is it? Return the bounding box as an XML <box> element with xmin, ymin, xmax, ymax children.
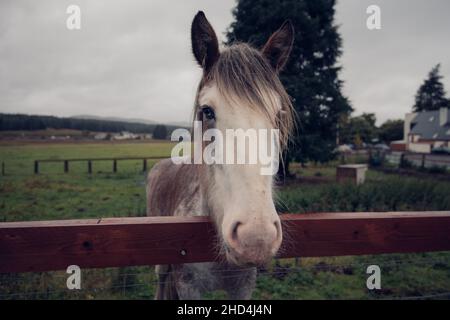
<box><xmin>1</xmin><ymin>0</ymin><xmax>449</xmax><ymax>125</ymax></box>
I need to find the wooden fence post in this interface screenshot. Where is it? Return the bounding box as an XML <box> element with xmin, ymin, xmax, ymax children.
<box><xmin>64</xmin><ymin>160</ymin><xmax>69</xmax><ymax>173</ymax></box>
<box><xmin>143</xmin><ymin>159</ymin><xmax>147</xmax><ymax>172</ymax></box>
<box><xmin>113</xmin><ymin>160</ymin><xmax>117</xmax><ymax>173</ymax></box>
<box><xmin>88</xmin><ymin>161</ymin><xmax>92</xmax><ymax>174</ymax></box>
<box><xmin>34</xmin><ymin>161</ymin><xmax>39</xmax><ymax>174</ymax></box>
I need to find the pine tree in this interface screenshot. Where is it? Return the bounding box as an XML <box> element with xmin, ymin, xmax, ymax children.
<box><xmin>226</xmin><ymin>0</ymin><xmax>352</xmax><ymax>174</ymax></box>
<box><xmin>413</xmin><ymin>64</ymin><xmax>450</xmax><ymax>112</ymax></box>
<box><xmin>152</xmin><ymin>124</ymin><xmax>168</xmax><ymax>140</ymax></box>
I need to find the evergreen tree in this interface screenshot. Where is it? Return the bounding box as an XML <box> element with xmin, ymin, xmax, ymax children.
<box><xmin>413</xmin><ymin>64</ymin><xmax>450</xmax><ymax>112</ymax></box>
<box><xmin>152</xmin><ymin>124</ymin><xmax>168</xmax><ymax>140</ymax></box>
<box><xmin>227</xmin><ymin>0</ymin><xmax>352</xmax><ymax>174</ymax></box>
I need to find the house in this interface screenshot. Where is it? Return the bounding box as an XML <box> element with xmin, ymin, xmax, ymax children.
<box><xmin>112</xmin><ymin>131</ymin><xmax>138</xmax><ymax>140</ymax></box>
<box><xmin>94</xmin><ymin>132</ymin><xmax>108</xmax><ymax>140</ymax></box>
<box><xmin>404</xmin><ymin>107</ymin><xmax>450</xmax><ymax>153</ymax></box>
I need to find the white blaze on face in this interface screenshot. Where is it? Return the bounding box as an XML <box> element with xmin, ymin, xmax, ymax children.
<box><xmin>198</xmin><ymin>85</ymin><xmax>283</xmax><ymax>265</ymax></box>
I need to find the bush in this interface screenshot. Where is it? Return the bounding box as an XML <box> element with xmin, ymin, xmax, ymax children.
<box><xmin>399</xmin><ymin>157</ymin><xmax>413</xmax><ymax>169</ymax></box>
<box><xmin>423</xmin><ymin>165</ymin><xmax>447</xmax><ymax>174</ymax></box>
<box><xmin>277</xmin><ymin>176</ymin><xmax>450</xmax><ymax>213</ymax></box>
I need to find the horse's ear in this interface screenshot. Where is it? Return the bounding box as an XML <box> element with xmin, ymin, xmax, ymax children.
<box><xmin>191</xmin><ymin>11</ymin><xmax>219</xmax><ymax>72</ymax></box>
<box><xmin>262</xmin><ymin>20</ymin><xmax>294</xmax><ymax>72</ymax></box>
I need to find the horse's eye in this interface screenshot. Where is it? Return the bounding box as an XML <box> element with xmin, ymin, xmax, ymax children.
<box><xmin>201</xmin><ymin>105</ymin><xmax>216</xmax><ymax>121</ymax></box>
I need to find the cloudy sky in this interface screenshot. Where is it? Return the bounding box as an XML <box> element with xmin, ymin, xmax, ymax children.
<box><xmin>0</xmin><ymin>0</ymin><xmax>449</xmax><ymax>125</ymax></box>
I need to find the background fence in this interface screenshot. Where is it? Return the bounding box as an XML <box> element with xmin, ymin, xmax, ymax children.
<box><xmin>386</xmin><ymin>152</ymin><xmax>450</xmax><ymax>169</ymax></box>
<box><xmin>32</xmin><ymin>156</ymin><xmax>167</xmax><ymax>174</ymax></box>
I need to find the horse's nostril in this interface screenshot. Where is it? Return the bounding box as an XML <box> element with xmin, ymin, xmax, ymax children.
<box><xmin>231</xmin><ymin>221</ymin><xmax>241</xmax><ymax>242</ymax></box>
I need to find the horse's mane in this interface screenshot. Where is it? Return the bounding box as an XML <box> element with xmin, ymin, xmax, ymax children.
<box><xmin>197</xmin><ymin>43</ymin><xmax>295</xmax><ymax>151</ymax></box>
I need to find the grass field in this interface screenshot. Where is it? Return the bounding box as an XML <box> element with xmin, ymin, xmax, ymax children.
<box><xmin>1</xmin><ymin>141</ymin><xmax>450</xmax><ymax>299</ymax></box>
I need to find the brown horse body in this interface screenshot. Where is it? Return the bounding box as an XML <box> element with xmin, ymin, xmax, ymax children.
<box><xmin>147</xmin><ymin>160</ymin><xmax>257</xmax><ymax>299</ymax></box>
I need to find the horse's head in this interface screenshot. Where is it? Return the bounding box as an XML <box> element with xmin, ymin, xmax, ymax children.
<box><xmin>191</xmin><ymin>11</ymin><xmax>294</xmax><ymax>266</ymax></box>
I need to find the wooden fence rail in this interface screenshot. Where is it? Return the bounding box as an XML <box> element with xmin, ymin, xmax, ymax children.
<box><xmin>1</xmin><ymin>211</ymin><xmax>450</xmax><ymax>273</ymax></box>
<box><xmin>33</xmin><ymin>156</ymin><xmax>167</xmax><ymax>174</ymax></box>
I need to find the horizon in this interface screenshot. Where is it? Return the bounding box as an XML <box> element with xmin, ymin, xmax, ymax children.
<box><xmin>1</xmin><ymin>1</ymin><xmax>450</xmax><ymax>126</ymax></box>
<box><xmin>0</xmin><ymin>111</ymin><xmax>191</xmax><ymax>127</ymax></box>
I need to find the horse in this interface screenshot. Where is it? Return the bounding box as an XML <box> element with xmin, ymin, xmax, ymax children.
<box><xmin>146</xmin><ymin>11</ymin><xmax>295</xmax><ymax>300</ymax></box>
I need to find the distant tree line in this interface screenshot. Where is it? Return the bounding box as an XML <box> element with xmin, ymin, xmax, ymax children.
<box><xmin>0</xmin><ymin>113</ymin><xmax>180</xmax><ymax>138</ymax></box>
<box><xmin>339</xmin><ymin>113</ymin><xmax>403</xmax><ymax>146</ymax></box>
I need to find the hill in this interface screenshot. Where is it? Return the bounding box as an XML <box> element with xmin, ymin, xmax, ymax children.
<box><xmin>0</xmin><ymin>113</ymin><xmax>185</xmax><ymax>135</ymax></box>
<box><xmin>71</xmin><ymin>115</ymin><xmax>157</xmax><ymax>126</ymax></box>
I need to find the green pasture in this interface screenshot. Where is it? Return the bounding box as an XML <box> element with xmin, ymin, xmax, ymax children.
<box><xmin>0</xmin><ymin>141</ymin><xmax>449</xmax><ymax>299</ymax></box>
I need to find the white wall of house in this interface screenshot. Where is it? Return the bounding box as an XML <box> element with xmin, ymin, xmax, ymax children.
<box><xmin>408</xmin><ymin>142</ymin><xmax>431</xmax><ymax>153</ymax></box>
<box><xmin>440</xmin><ymin>107</ymin><xmax>449</xmax><ymax>126</ymax></box>
<box><xmin>404</xmin><ymin>112</ymin><xmax>417</xmax><ymax>141</ymax></box>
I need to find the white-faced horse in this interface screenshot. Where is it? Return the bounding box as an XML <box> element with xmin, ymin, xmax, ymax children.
<box><xmin>147</xmin><ymin>11</ymin><xmax>295</xmax><ymax>299</ymax></box>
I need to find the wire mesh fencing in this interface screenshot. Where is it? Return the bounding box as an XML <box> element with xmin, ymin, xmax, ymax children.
<box><xmin>1</xmin><ymin>253</ymin><xmax>449</xmax><ymax>300</ymax></box>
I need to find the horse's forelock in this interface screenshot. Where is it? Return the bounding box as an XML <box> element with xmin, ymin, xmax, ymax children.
<box><xmin>196</xmin><ymin>43</ymin><xmax>295</xmax><ymax>151</ymax></box>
